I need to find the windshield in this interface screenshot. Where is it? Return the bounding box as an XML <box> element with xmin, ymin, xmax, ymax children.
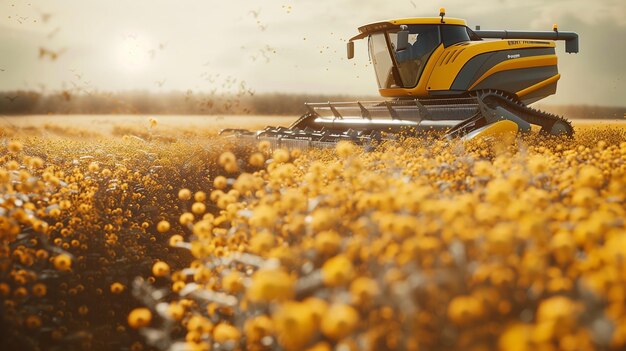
<box><xmin>369</xmin><ymin>33</ymin><xmax>399</xmax><ymax>88</ymax></box>
<box><xmin>369</xmin><ymin>25</ymin><xmax>441</xmax><ymax>89</ymax></box>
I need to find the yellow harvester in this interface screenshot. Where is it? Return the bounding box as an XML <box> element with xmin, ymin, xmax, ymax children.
<box><xmin>224</xmin><ymin>9</ymin><xmax>579</xmax><ymax>146</ymax></box>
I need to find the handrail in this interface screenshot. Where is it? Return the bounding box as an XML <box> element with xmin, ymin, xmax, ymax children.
<box><xmin>474</xmin><ymin>30</ymin><xmax>579</xmax><ymax>53</ymax></box>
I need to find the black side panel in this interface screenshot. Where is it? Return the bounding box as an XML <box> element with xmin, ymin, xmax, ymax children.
<box><xmin>520</xmin><ymin>81</ymin><xmax>558</xmax><ymax>105</ymax></box>
<box><xmin>472</xmin><ymin>65</ymin><xmax>558</xmax><ymax>94</ymax></box>
<box><xmin>450</xmin><ymin>53</ymin><xmax>494</xmax><ymax>90</ymax></box>
<box><xmin>450</xmin><ymin>47</ymin><xmax>555</xmax><ymax>90</ymax></box>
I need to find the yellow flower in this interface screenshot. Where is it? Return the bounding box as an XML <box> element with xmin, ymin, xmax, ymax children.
<box><xmin>53</xmin><ymin>254</ymin><xmax>72</xmax><ymax>271</ymax></box>
<box><xmin>335</xmin><ymin>141</ymin><xmax>357</xmax><ymax>158</ymax></box>
<box><xmin>250</xmin><ymin>205</ymin><xmax>277</xmax><ymax>228</ymax></box>
<box><xmin>213</xmin><ymin>323</ymin><xmax>241</xmax><ymax>344</ymax></box>
<box><xmin>157</xmin><ymin>220</ymin><xmax>170</xmax><ymax>233</ymax></box>
<box><xmin>152</xmin><ymin>261</ymin><xmax>170</xmax><ymax>277</ymax></box>
<box><xmin>110</xmin><ymin>282</ymin><xmax>125</xmax><ymax>294</ymax></box>
<box><xmin>7</xmin><ymin>140</ymin><xmax>23</xmax><ymax>153</ymax></box>
<box><xmin>128</xmin><ymin>308</ymin><xmax>152</xmax><ymax>329</ymax></box>
<box><xmin>273</xmin><ymin>301</ymin><xmax>317</xmax><ymax>350</ymax></box>
<box><xmin>321</xmin><ymin>255</ymin><xmax>354</xmax><ymax>287</ymax></box>
<box><xmin>247</xmin><ymin>268</ymin><xmax>294</xmax><ymax>303</ymax></box>
<box><xmin>320</xmin><ymin>304</ymin><xmax>359</xmax><ymax>340</ymax></box>
<box><xmin>272</xmin><ymin>148</ymin><xmax>290</xmax><ymax>163</ymax></box>
<box><xmin>178</xmin><ymin>188</ymin><xmax>192</xmax><ymax>201</ymax></box>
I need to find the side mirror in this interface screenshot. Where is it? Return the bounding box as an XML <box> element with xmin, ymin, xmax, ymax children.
<box><xmin>347</xmin><ymin>41</ymin><xmax>354</xmax><ymax>59</ymax></box>
<box><xmin>396</xmin><ymin>25</ymin><xmax>409</xmax><ymax>51</ymax></box>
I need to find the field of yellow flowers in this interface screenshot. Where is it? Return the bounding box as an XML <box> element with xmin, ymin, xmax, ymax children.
<box><xmin>1</xmin><ymin>117</ymin><xmax>626</xmax><ymax>351</ymax></box>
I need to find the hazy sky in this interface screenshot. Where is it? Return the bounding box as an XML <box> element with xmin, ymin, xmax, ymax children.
<box><xmin>0</xmin><ymin>0</ymin><xmax>624</xmax><ymax>105</ymax></box>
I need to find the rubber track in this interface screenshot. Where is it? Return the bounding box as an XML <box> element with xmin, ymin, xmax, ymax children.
<box><xmin>478</xmin><ymin>91</ymin><xmax>574</xmax><ymax>137</ymax></box>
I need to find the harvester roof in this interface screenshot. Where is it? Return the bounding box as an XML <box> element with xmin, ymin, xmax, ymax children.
<box><xmin>351</xmin><ymin>17</ymin><xmax>467</xmax><ymax>41</ymax></box>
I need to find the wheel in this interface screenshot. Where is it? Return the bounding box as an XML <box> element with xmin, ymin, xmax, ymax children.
<box><xmin>546</xmin><ymin>120</ymin><xmax>573</xmax><ymax>136</ymax></box>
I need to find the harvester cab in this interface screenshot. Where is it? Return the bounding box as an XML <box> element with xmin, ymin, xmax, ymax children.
<box><xmin>222</xmin><ymin>10</ymin><xmax>579</xmax><ymax>148</ymax></box>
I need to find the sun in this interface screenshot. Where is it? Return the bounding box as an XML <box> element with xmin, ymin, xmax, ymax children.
<box><xmin>114</xmin><ymin>34</ymin><xmax>153</xmax><ymax>72</ymax></box>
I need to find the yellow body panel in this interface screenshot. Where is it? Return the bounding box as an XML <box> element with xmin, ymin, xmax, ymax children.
<box><xmin>380</xmin><ymin>39</ymin><xmax>556</xmax><ymax>97</ymax></box>
<box><xmin>516</xmin><ymin>74</ymin><xmax>560</xmax><ymax>97</ymax></box>
<box><xmin>467</xmin><ymin>55</ymin><xmax>557</xmax><ymax>90</ymax></box>
<box><xmin>462</xmin><ymin>120</ymin><xmax>518</xmax><ymax>144</ymax></box>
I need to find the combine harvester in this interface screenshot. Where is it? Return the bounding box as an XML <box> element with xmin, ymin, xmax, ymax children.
<box><xmin>223</xmin><ymin>9</ymin><xmax>579</xmax><ymax>147</ymax></box>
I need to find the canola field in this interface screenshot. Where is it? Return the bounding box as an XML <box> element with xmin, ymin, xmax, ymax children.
<box><xmin>1</xmin><ymin>115</ymin><xmax>626</xmax><ymax>351</ymax></box>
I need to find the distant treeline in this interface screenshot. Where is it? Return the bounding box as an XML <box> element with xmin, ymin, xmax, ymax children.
<box><xmin>0</xmin><ymin>90</ymin><xmax>624</xmax><ymax>119</ymax></box>
<box><xmin>0</xmin><ymin>90</ymin><xmax>375</xmax><ymax>116</ymax></box>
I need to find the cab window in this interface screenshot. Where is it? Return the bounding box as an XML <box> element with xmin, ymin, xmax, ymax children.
<box><xmin>390</xmin><ymin>24</ymin><xmax>441</xmax><ymax>87</ymax></box>
<box><xmin>441</xmin><ymin>25</ymin><xmax>471</xmax><ymax>47</ymax></box>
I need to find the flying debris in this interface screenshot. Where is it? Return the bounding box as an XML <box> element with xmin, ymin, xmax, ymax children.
<box><xmin>39</xmin><ymin>47</ymin><xmax>66</xmax><ymax>61</ymax></box>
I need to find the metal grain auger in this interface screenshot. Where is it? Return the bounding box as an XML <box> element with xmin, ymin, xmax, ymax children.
<box><xmin>221</xmin><ymin>9</ymin><xmax>579</xmax><ymax>148</ymax></box>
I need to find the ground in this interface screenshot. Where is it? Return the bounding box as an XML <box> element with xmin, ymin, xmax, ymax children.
<box><xmin>1</xmin><ymin>115</ymin><xmax>625</xmax><ymax>351</ymax></box>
